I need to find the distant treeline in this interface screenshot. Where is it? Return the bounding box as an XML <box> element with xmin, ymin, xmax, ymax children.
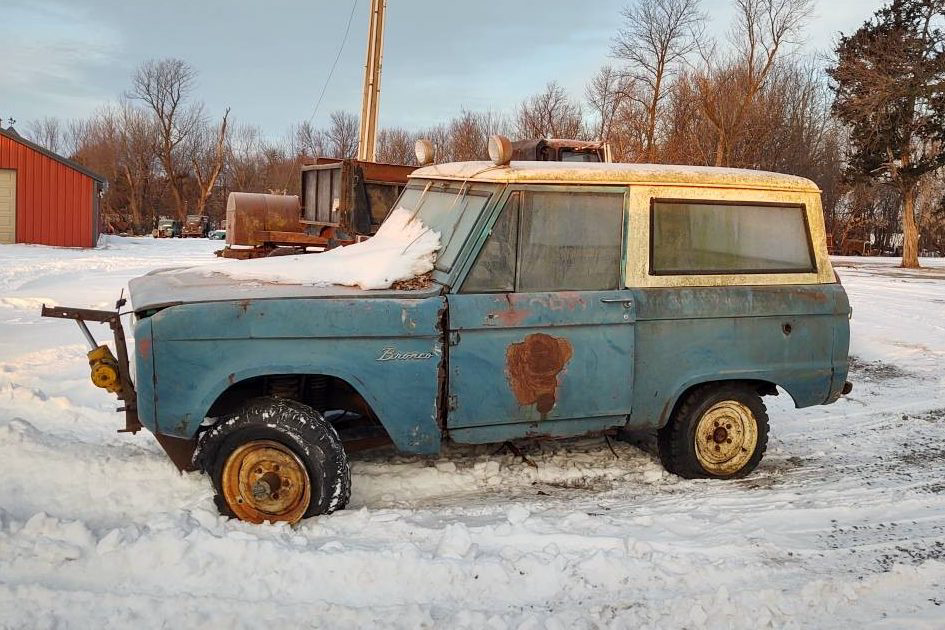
<box><xmin>14</xmin><ymin>0</ymin><xmax>945</xmax><ymax>264</ymax></box>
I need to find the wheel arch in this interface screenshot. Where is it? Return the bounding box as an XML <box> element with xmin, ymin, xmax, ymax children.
<box><xmin>199</xmin><ymin>365</ymin><xmax>376</xmax><ymax>419</ymax></box>
<box><xmin>657</xmin><ymin>377</ymin><xmax>791</xmax><ymax>430</ymax></box>
<box><xmin>197</xmin><ymin>367</ymin><xmax>397</xmax><ymax>451</ymax></box>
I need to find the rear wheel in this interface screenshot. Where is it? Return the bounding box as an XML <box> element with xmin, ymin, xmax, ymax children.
<box><xmin>658</xmin><ymin>383</ymin><xmax>769</xmax><ymax>479</ymax></box>
<box><xmin>194</xmin><ymin>397</ymin><xmax>350</xmax><ymax>523</ymax></box>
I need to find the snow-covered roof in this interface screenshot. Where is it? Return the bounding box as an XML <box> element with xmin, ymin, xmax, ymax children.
<box><xmin>411</xmin><ymin>161</ymin><xmax>820</xmax><ymax>192</ymax></box>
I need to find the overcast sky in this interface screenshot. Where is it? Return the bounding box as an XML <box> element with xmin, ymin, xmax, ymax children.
<box><xmin>1</xmin><ymin>0</ymin><xmax>886</xmax><ymax>139</ymax></box>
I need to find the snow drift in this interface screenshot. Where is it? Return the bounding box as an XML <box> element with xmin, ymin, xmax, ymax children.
<box><xmin>209</xmin><ymin>207</ymin><xmax>441</xmax><ymax>290</ymax></box>
<box><xmin>3</xmin><ymin>239</ymin><xmax>945</xmax><ymax>628</ymax></box>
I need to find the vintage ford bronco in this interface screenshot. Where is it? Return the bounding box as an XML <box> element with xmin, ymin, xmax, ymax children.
<box><xmin>44</xmin><ymin>154</ymin><xmax>852</xmax><ymax>524</ymax></box>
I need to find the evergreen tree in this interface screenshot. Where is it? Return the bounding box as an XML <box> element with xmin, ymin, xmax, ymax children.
<box><xmin>828</xmin><ymin>0</ymin><xmax>945</xmax><ymax>268</ymax></box>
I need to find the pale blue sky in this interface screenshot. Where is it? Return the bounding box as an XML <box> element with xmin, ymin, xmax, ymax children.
<box><xmin>1</xmin><ymin>0</ymin><xmax>886</xmax><ymax>138</ymax></box>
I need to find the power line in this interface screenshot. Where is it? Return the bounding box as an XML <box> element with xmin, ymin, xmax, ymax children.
<box><xmin>308</xmin><ymin>0</ymin><xmax>359</xmax><ymax>124</ymax></box>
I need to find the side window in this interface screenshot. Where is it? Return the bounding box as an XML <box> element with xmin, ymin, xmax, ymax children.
<box><xmin>650</xmin><ymin>200</ymin><xmax>814</xmax><ymax>274</ymax></box>
<box><xmin>518</xmin><ymin>191</ymin><xmax>624</xmax><ymax>291</ymax></box>
<box><xmin>461</xmin><ymin>193</ymin><xmax>519</xmax><ymax>293</ymax></box>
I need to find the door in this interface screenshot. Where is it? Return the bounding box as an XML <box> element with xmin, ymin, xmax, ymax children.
<box><xmin>446</xmin><ymin>187</ymin><xmax>635</xmax><ymax>434</ymax></box>
<box><xmin>0</xmin><ymin>170</ymin><xmax>15</xmax><ymax>244</ymax></box>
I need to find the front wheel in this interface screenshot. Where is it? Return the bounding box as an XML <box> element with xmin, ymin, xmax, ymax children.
<box><xmin>657</xmin><ymin>383</ymin><xmax>769</xmax><ymax>479</ymax></box>
<box><xmin>194</xmin><ymin>397</ymin><xmax>350</xmax><ymax>524</ymax></box>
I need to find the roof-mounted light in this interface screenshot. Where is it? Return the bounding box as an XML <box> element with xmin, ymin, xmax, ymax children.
<box><xmin>488</xmin><ymin>134</ymin><xmax>513</xmax><ymax>166</ymax></box>
<box><xmin>415</xmin><ymin>139</ymin><xmax>435</xmax><ymax>166</ymax></box>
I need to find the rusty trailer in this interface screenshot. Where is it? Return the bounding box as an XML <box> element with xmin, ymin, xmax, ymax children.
<box><xmin>217</xmin><ymin>159</ymin><xmax>415</xmax><ymax>259</ymax></box>
<box><xmin>301</xmin><ymin>157</ymin><xmax>415</xmax><ymax>238</ymax></box>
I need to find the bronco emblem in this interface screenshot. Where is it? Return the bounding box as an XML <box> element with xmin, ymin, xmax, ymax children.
<box><xmin>376</xmin><ymin>347</ymin><xmax>435</xmax><ymax>361</ymax></box>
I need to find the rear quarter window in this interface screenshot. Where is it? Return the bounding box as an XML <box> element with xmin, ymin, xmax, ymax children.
<box><xmin>650</xmin><ymin>200</ymin><xmax>815</xmax><ymax>275</ymax></box>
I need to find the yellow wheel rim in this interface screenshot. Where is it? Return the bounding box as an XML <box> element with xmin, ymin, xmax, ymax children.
<box><xmin>221</xmin><ymin>440</ymin><xmax>311</xmax><ymax>524</ymax></box>
<box><xmin>694</xmin><ymin>400</ymin><xmax>758</xmax><ymax>476</ymax></box>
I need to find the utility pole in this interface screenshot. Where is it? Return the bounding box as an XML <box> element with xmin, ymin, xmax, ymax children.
<box><xmin>357</xmin><ymin>0</ymin><xmax>386</xmax><ymax>162</ymax></box>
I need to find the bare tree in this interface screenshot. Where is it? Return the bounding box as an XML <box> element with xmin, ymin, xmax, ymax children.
<box><xmin>696</xmin><ymin>0</ymin><xmax>813</xmax><ymax>166</ymax></box>
<box><xmin>129</xmin><ymin>58</ymin><xmax>203</xmax><ymax>220</ymax></box>
<box><xmin>116</xmin><ymin>103</ymin><xmax>159</xmax><ymax>231</ymax></box>
<box><xmin>291</xmin><ymin>120</ymin><xmax>325</xmax><ymax>158</ymax></box>
<box><xmin>23</xmin><ymin>116</ymin><xmax>73</xmax><ymax>155</ymax></box>
<box><xmin>612</xmin><ymin>0</ymin><xmax>704</xmax><ymax>161</ymax></box>
<box><xmin>448</xmin><ymin>109</ymin><xmax>511</xmax><ymax>160</ymax></box>
<box><xmin>258</xmin><ymin>141</ymin><xmax>300</xmax><ymax>195</ymax></box>
<box><xmin>585</xmin><ymin>65</ymin><xmax>632</xmax><ymax>143</ymax></box>
<box><xmin>70</xmin><ymin>110</ymin><xmax>123</xmax><ymax>228</ymax></box>
<box><xmin>190</xmin><ymin>108</ymin><xmax>231</xmax><ymax>216</ymax></box>
<box><xmin>228</xmin><ymin>123</ymin><xmax>265</xmax><ymax>192</ymax></box>
<box><xmin>418</xmin><ymin>123</ymin><xmax>452</xmax><ymax>162</ymax></box>
<box><xmin>325</xmin><ymin>110</ymin><xmax>358</xmax><ymax>158</ymax></box>
<box><xmin>515</xmin><ymin>82</ymin><xmax>585</xmax><ymax>139</ymax></box>
<box><xmin>377</xmin><ymin>127</ymin><xmax>418</xmax><ymax>164</ymax></box>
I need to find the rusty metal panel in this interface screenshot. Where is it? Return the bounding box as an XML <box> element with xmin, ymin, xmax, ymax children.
<box><xmin>317</xmin><ymin>169</ymin><xmax>333</xmax><ymax>223</ymax></box>
<box><xmin>225</xmin><ymin>192</ymin><xmax>300</xmax><ymax>246</ymax></box>
<box><xmin>444</xmin><ymin>290</ymin><xmax>635</xmax><ymax>431</ymax></box>
<box><xmin>301</xmin><ymin>162</ymin><xmax>345</xmax><ymax>225</ymax></box>
<box><xmin>302</xmin><ymin>167</ymin><xmax>320</xmax><ymax>222</ymax></box>
<box><xmin>253</xmin><ymin>230</ymin><xmax>329</xmax><ymax>246</ymax></box>
<box><xmin>509</xmin><ymin>138</ymin><xmax>606</xmax><ymax>162</ymax></box>
<box><xmin>331</xmin><ymin>168</ymin><xmax>342</xmax><ymax>221</ymax></box>
<box><xmin>301</xmin><ymin>159</ymin><xmax>414</xmax><ymax>234</ymax></box>
<box><xmin>356</xmin><ymin>160</ymin><xmax>414</xmax><ymax>184</ymax></box>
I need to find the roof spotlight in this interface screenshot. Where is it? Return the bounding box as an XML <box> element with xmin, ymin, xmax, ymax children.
<box><xmin>488</xmin><ymin>134</ymin><xmax>513</xmax><ymax>166</ymax></box>
<box><xmin>414</xmin><ymin>139</ymin><xmax>435</xmax><ymax>166</ymax></box>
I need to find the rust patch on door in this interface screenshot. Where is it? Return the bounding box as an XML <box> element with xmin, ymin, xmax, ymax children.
<box><xmin>494</xmin><ymin>307</ymin><xmax>530</xmax><ymax>327</ymax></box>
<box><xmin>490</xmin><ymin>294</ymin><xmax>530</xmax><ymax>327</ymax></box>
<box><xmin>506</xmin><ymin>333</ymin><xmax>573</xmax><ymax>417</ymax></box>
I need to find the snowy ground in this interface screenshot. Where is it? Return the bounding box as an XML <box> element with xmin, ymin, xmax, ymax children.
<box><xmin>0</xmin><ymin>238</ymin><xmax>943</xmax><ymax>629</ymax></box>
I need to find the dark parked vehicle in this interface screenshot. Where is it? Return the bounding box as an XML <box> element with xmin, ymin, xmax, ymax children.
<box><xmin>182</xmin><ymin>214</ymin><xmax>209</xmax><ymax>238</ymax></box>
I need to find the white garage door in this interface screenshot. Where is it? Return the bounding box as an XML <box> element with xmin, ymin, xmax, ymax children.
<box><xmin>0</xmin><ymin>170</ymin><xmax>15</xmax><ymax>244</ymax></box>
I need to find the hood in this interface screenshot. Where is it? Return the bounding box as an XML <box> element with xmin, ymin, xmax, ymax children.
<box><xmin>129</xmin><ymin>266</ymin><xmax>441</xmax><ymax>313</ymax></box>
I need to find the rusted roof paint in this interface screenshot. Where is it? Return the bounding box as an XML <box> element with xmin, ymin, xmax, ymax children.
<box><xmin>411</xmin><ymin>161</ymin><xmax>820</xmax><ymax>193</ymax></box>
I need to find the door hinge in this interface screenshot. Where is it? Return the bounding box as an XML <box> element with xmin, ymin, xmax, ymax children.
<box><xmin>448</xmin><ymin>331</ymin><xmax>461</xmax><ymax>346</ymax></box>
<box><xmin>447</xmin><ymin>395</ymin><xmax>458</xmax><ymax>411</ymax></box>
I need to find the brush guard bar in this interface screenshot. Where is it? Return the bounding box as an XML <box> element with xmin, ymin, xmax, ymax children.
<box><xmin>41</xmin><ymin>300</ymin><xmax>199</xmax><ymax>472</ymax></box>
<box><xmin>41</xmin><ymin>301</ymin><xmax>142</xmax><ymax>434</ymax></box>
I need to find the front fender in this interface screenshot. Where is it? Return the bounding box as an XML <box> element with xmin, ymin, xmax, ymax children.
<box><xmin>144</xmin><ymin>296</ymin><xmax>445</xmax><ymax>454</ymax></box>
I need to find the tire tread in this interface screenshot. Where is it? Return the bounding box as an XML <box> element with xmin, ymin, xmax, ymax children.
<box><xmin>194</xmin><ymin>397</ymin><xmax>351</xmax><ymax>519</ymax></box>
<box><xmin>657</xmin><ymin>382</ymin><xmax>770</xmax><ymax>479</ymax></box>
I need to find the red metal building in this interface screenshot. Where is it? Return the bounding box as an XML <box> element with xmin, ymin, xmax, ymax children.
<box><xmin>0</xmin><ymin>126</ymin><xmax>106</xmax><ymax>247</ymax></box>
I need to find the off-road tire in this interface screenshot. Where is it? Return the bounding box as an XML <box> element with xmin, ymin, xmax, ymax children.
<box><xmin>657</xmin><ymin>383</ymin><xmax>769</xmax><ymax>479</ymax></box>
<box><xmin>193</xmin><ymin>397</ymin><xmax>350</xmax><ymax>522</ymax></box>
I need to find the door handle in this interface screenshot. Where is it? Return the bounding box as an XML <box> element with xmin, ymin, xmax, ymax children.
<box><xmin>600</xmin><ymin>297</ymin><xmax>633</xmax><ymax>307</ymax></box>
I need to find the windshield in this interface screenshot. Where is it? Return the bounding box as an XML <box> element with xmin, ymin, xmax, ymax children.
<box><xmin>395</xmin><ymin>181</ymin><xmax>495</xmax><ymax>272</ymax></box>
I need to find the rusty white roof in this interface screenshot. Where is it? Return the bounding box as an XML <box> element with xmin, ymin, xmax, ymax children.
<box><xmin>410</xmin><ymin>161</ymin><xmax>820</xmax><ymax>192</ymax></box>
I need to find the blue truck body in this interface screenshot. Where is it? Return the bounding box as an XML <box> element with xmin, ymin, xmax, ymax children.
<box><xmin>129</xmin><ymin>163</ymin><xmax>850</xmax><ymax>456</ymax></box>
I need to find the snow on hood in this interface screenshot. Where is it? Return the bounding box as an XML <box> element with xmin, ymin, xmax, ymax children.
<box><xmin>208</xmin><ymin>207</ymin><xmax>441</xmax><ymax>290</ymax></box>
